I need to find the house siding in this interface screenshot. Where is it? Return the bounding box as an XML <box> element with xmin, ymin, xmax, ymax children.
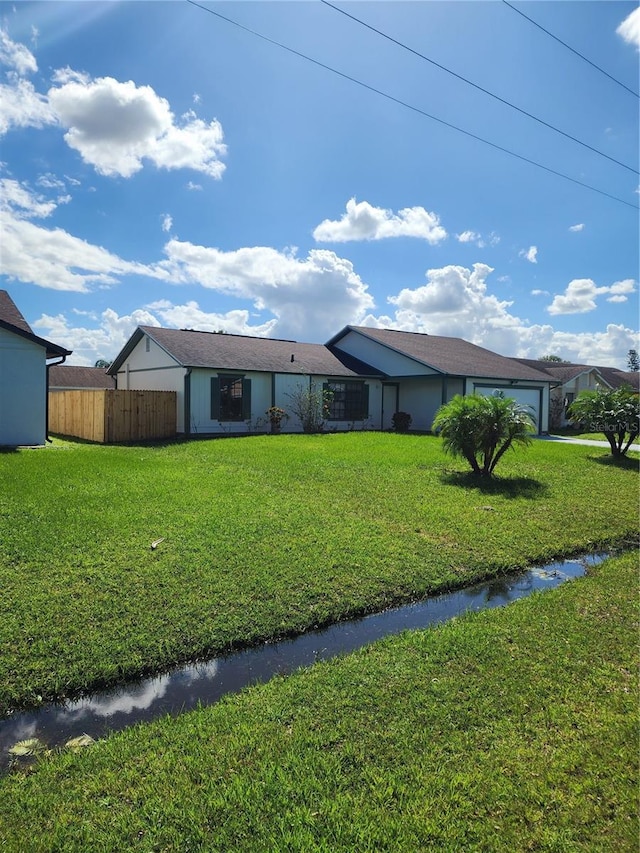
<box><xmin>0</xmin><ymin>327</ymin><xmax>47</xmax><ymax>445</ymax></box>
<box><xmin>333</xmin><ymin>330</ymin><xmax>438</xmax><ymax>377</ymax></box>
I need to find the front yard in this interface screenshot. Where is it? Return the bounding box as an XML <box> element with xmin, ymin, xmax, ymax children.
<box><xmin>0</xmin><ymin>433</ymin><xmax>637</xmax><ymax>714</ymax></box>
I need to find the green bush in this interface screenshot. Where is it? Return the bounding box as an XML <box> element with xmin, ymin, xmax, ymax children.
<box><xmin>432</xmin><ymin>393</ymin><xmax>535</xmax><ymax>477</ymax></box>
<box><xmin>568</xmin><ymin>387</ymin><xmax>639</xmax><ymax>457</ymax></box>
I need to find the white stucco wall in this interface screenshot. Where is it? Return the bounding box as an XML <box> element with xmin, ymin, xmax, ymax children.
<box><xmin>333</xmin><ymin>330</ymin><xmax>438</xmax><ymax>377</ymax></box>
<box><xmin>0</xmin><ymin>328</ymin><xmax>47</xmax><ymax>445</ymax></box>
<box><xmin>396</xmin><ymin>377</ymin><xmax>444</xmax><ymax>431</ymax></box>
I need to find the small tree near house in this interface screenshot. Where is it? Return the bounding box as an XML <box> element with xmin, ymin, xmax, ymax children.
<box><xmin>432</xmin><ymin>393</ymin><xmax>536</xmax><ymax>478</ymax></box>
<box><xmin>286</xmin><ymin>382</ymin><xmax>333</xmax><ymax>434</ymax></box>
<box><xmin>568</xmin><ymin>387</ymin><xmax>639</xmax><ymax>458</ymax></box>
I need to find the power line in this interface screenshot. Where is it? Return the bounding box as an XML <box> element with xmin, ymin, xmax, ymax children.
<box><xmin>186</xmin><ymin>0</ymin><xmax>638</xmax><ymax>211</ymax></box>
<box><xmin>321</xmin><ymin>0</ymin><xmax>637</xmax><ymax>175</ymax></box>
<box><xmin>502</xmin><ymin>0</ymin><xmax>639</xmax><ymax>99</ymax></box>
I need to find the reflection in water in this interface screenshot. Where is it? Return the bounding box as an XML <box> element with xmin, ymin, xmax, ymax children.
<box><xmin>0</xmin><ymin>553</ymin><xmax>606</xmax><ymax>771</ymax></box>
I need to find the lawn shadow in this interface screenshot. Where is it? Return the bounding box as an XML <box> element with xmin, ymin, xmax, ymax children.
<box><xmin>440</xmin><ymin>469</ymin><xmax>548</xmax><ymax>499</ymax></box>
<box><xmin>589</xmin><ymin>454</ymin><xmax>639</xmax><ymax>472</ymax></box>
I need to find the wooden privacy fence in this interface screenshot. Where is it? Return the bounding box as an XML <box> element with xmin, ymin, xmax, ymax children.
<box><xmin>49</xmin><ymin>390</ymin><xmax>177</xmax><ymax>443</ymax></box>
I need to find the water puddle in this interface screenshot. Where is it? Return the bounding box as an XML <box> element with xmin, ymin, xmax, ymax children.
<box><xmin>0</xmin><ymin>552</ymin><xmax>607</xmax><ymax>772</ymax></box>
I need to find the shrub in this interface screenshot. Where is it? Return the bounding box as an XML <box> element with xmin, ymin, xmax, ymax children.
<box><xmin>286</xmin><ymin>383</ymin><xmax>333</xmax><ymax>434</ymax></box>
<box><xmin>391</xmin><ymin>411</ymin><xmax>412</xmax><ymax>432</ymax></box>
<box><xmin>432</xmin><ymin>393</ymin><xmax>535</xmax><ymax>477</ymax></box>
<box><xmin>568</xmin><ymin>387</ymin><xmax>639</xmax><ymax>457</ymax></box>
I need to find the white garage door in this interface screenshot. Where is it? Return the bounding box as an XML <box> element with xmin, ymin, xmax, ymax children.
<box><xmin>474</xmin><ymin>386</ymin><xmax>541</xmax><ymax>433</ymax></box>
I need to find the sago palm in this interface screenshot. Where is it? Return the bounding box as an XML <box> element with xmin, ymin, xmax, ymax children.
<box><xmin>432</xmin><ymin>393</ymin><xmax>535</xmax><ymax>477</ymax></box>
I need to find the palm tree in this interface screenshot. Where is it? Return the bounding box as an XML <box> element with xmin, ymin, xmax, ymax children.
<box><xmin>432</xmin><ymin>393</ymin><xmax>535</xmax><ymax>477</ymax></box>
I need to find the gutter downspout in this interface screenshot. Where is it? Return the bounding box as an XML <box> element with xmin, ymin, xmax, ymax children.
<box><xmin>45</xmin><ymin>355</ymin><xmax>68</xmax><ymax>443</ymax></box>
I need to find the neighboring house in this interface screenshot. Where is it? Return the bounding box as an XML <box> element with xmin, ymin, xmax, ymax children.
<box><xmin>0</xmin><ymin>290</ymin><xmax>72</xmax><ymax>446</ymax></box>
<box><xmin>109</xmin><ymin>324</ymin><xmax>553</xmax><ymax>436</ymax></box>
<box><xmin>49</xmin><ymin>365</ymin><xmax>115</xmax><ymax>391</ymax></box>
<box><xmin>592</xmin><ymin>367</ymin><xmax>640</xmax><ymax>392</ymax></box>
<box><xmin>516</xmin><ymin>359</ymin><xmax>640</xmax><ymax>428</ymax></box>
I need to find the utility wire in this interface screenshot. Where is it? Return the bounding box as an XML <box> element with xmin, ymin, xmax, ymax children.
<box><xmin>321</xmin><ymin>0</ymin><xmax>637</xmax><ymax>175</ymax></box>
<box><xmin>186</xmin><ymin>0</ymin><xmax>638</xmax><ymax>211</ymax></box>
<box><xmin>503</xmin><ymin>0</ymin><xmax>639</xmax><ymax>99</ymax></box>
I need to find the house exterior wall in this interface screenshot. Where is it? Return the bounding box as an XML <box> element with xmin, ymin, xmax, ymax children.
<box><xmin>0</xmin><ymin>327</ymin><xmax>46</xmax><ymax>445</ymax></box>
<box><xmin>333</xmin><ymin>330</ymin><xmax>439</xmax><ymax>377</ymax></box>
<box><xmin>192</xmin><ymin>371</ymin><xmax>383</xmax><ymax>434</ymax></box>
<box><xmin>394</xmin><ymin>377</ymin><xmax>445</xmax><ymax>431</ymax></box>
<box><xmin>553</xmin><ymin>369</ymin><xmax>604</xmax><ymax>427</ymax></box>
<box><xmin>113</xmin><ymin>335</ymin><xmax>186</xmax><ymax>430</ymax></box>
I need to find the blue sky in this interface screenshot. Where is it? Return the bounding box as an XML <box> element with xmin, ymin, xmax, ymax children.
<box><xmin>1</xmin><ymin>0</ymin><xmax>638</xmax><ymax>367</ymax></box>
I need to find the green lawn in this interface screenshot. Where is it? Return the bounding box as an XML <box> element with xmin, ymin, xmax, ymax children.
<box><xmin>0</xmin><ymin>433</ymin><xmax>637</xmax><ymax>714</ymax></box>
<box><xmin>0</xmin><ymin>550</ymin><xmax>636</xmax><ymax>852</ymax></box>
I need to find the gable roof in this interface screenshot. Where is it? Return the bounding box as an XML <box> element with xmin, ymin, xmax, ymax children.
<box><xmin>594</xmin><ymin>366</ymin><xmax>640</xmax><ymax>391</ymax></box>
<box><xmin>0</xmin><ymin>290</ymin><xmax>72</xmax><ymax>359</ymax></box>
<box><xmin>514</xmin><ymin>359</ymin><xmax>601</xmax><ymax>384</ymax></box>
<box><xmin>109</xmin><ymin>326</ymin><xmax>382</xmax><ymax>378</ymax></box>
<box><xmin>330</xmin><ymin>326</ymin><xmax>552</xmax><ymax>382</ymax></box>
<box><xmin>49</xmin><ymin>365</ymin><xmax>115</xmax><ymax>389</ymax></box>
<box><xmin>515</xmin><ymin>359</ymin><xmax>639</xmax><ymax>390</ymax></box>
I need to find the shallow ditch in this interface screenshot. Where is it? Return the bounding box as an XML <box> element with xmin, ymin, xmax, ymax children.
<box><xmin>0</xmin><ymin>551</ymin><xmax>609</xmax><ymax>773</ymax></box>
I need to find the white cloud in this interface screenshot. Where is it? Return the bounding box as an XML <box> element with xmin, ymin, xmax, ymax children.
<box><xmin>568</xmin><ymin>223</ymin><xmax>584</xmax><ymax>232</ymax></box>
<box><xmin>160</xmin><ymin>241</ymin><xmax>375</xmax><ymax>340</ymax></box>
<box><xmin>186</xmin><ymin>181</ymin><xmax>202</xmax><ymax>191</ymax></box>
<box><xmin>0</xmin><ymin>76</ymin><xmax>55</xmax><ymax>135</ymax></box>
<box><xmin>33</xmin><ymin>307</ymin><xmax>162</xmax><ymax>365</ymax></box>
<box><xmin>617</xmin><ymin>7</ymin><xmax>640</xmax><ymax>49</ymax></box>
<box><xmin>147</xmin><ymin>300</ymin><xmax>277</xmax><ymax>337</ymax></box>
<box><xmin>0</xmin><ymin>26</ymin><xmax>37</xmax><ymax>75</ymax></box>
<box><xmin>361</xmin><ymin>263</ymin><xmax>638</xmax><ymax>368</ymax></box>
<box><xmin>455</xmin><ymin>230</ymin><xmax>499</xmax><ymax>248</ymax></box>
<box><xmin>0</xmin><ymin>179</ymin><xmax>58</xmax><ymax>218</ymax></box>
<box><xmin>0</xmin><ymin>183</ymin><xmax>170</xmax><ymax>291</ymax></box>
<box><xmin>456</xmin><ymin>230</ymin><xmax>480</xmax><ymax>243</ymax></box>
<box><xmin>547</xmin><ymin>278</ymin><xmax>636</xmax><ymax>315</ymax></box>
<box><xmin>36</xmin><ymin>173</ymin><xmax>66</xmax><ymax>190</ymax></box>
<box><xmin>519</xmin><ymin>245</ymin><xmax>538</xmax><ymax>263</ymax></box>
<box><xmin>48</xmin><ymin>76</ymin><xmax>227</xmax><ymax>179</ymax></box>
<box><xmin>313</xmin><ymin>198</ymin><xmax>447</xmax><ymax>244</ymax></box>
<box><xmin>161</xmin><ymin>213</ymin><xmax>173</xmax><ymax>233</ymax></box>
<box><xmin>531</xmin><ymin>289</ymin><xmax>549</xmax><ymax>296</ymax></box>
<box><xmin>33</xmin><ymin>302</ymin><xmax>273</xmax><ymax>365</ymax></box>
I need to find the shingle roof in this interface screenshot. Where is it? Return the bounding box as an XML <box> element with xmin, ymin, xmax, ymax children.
<box><xmin>49</xmin><ymin>366</ymin><xmax>115</xmax><ymax>389</ymax></box>
<box><xmin>516</xmin><ymin>359</ymin><xmax>639</xmax><ymax>390</ymax></box>
<box><xmin>594</xmin><ymin>367</ymin><xmax>640</xmax><ymax>391</ymax></box>
<box><xmin>514</xmin><ymin>359</ymin><xmax>595</xmax><ymax>383</ymax></box>
<box><xmin>113</xmin><ymin>327</ymin><xmax>382</xmax><ymax>378</ymax></box>
<box><xmin>0</xmin><ymin>290</ymin><xmax>33</xmax><ymax>333</ymax></box>
<box><xmin>339</xmin><ymin>327</ymin><xmax>552</xmax><ymax>381</ymax></box>
<box><xmin>0</xmin><ymin>290</ymin><xmax>72</xmax><ymax>359</ymax></box>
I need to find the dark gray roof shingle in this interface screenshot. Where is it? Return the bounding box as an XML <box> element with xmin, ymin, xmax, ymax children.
<box><xmin>49</xmin><ymin>366</ymin><xmax>115</xmax><ymax>389</ymax></box>
<box><xmin>139</xmin><ymin>327</ymin><xmax>382</xmax><ymax>378</ymax></box>
<box><xmin>343</xmin><ymin>327</ymin><xmax>552</xmax><ymax>381</ymax></box>
<box><xmin>0</xmin><ymin>290</ymin><xmax>72</xmax><ymax>359</ymax></box>
<box><xmin>0</xmin><ymin>290</ymin><xmax>33</xmax><ymax>333</ymax></box>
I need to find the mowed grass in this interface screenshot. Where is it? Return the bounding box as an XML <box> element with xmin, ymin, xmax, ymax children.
<box><xmin>0</xmin><ymin>433</ymin><xmax>637</xmax><ymax>713</ymax></box>
<box><xmin>0</xmin><ymin>551</ymin><xmax>636</xmax><ymax>852</ymax></box>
